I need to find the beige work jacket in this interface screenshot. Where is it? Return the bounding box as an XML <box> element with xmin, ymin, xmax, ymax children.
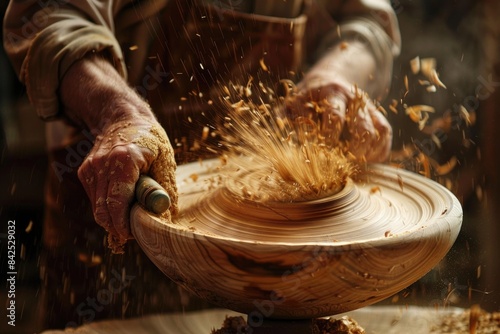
<box><xmin>4</xmin><ymin>0</ymin><xmax>400</xmax><ymax>156</ymax></box>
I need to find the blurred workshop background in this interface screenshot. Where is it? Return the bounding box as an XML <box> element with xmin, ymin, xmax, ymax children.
<box><xmin>1</xmin><ymin>1</ymin><xmax>499</xmax><ymax>333</ymax></box>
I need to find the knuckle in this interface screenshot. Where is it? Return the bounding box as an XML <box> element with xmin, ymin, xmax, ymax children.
<box><xmin>93</xmin><ymin>198</ymin><xmax>110</xmax><ymax>226</ymax></box>
<box><xmin>110</xmin><ymin>181</ymin><xmax>135</xmax><ymax>198</ymax></box>
<box><xmin>107</xmin><ymin>144</ymin><xmax>132</xmax><ymax>159</ymax></box>
<box><xmin>106</xmin><ymin>197</ymin><xmax>125</xmax><ymax>211</ymax></box>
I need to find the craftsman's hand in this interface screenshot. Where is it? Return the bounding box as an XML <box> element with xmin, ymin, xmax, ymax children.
<box><xmin>60</xmin><ymin>54</ymin><xmax>177</xmax><ymax>253</ymax></box>
<box><xmin>78</xmin><ymin>119</ymin><xmax>177</xmax><ymax>252</ymax></box>
<box><xmin>286</xmin><ymin>80</ymin><xmax>392</xmax><ymax>163</ymax></box>
<box><xmin>284</xmin><ymin>38</ymin><xmax>393</xmax><ymax>162</ymax></box>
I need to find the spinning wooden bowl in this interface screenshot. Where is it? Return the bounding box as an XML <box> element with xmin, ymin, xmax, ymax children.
<box><xmin>131</xmin><ymin>159</ymin><xmax>462</xmax><ymax>320</ymax></box>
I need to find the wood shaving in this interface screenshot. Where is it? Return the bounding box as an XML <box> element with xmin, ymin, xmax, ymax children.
<box><xmin>420</xmin><ymin>58</ymin><xmax>437</xmax><ymax>78</ymax></box>
<box><xmin>432</xmin><ymin>156</ymin><xmax>458</xmax><ymax>176</ymax></box>
<box><xmin>202</xmin><ymin>126</ymin><xmax>210</xmax><ymax>140</ymax></box>
<box><xmin>389</xmin><ymin>99</ymin><xmax>399</xmax><ymax>114</ymax></box>
<box><xmin>210</xmin><ymin>315</ymin><xmax>365</xmax><ymax>334</ymax></box>
<box><xmin>410</xmin><ymin>56</ymin><xmax>420</xmax><ymax>74</ymax></box>
<box><xmin>426</xmin><ymin>85</ymin><xmax>437</xmax><ymax>93</ymax></box>
<box><xmin>314</xmin><ymin>316</ymin><xmax>365</xmax><ymax>334</ymax></box>
<box><xmin>458</xmin><ymin>105</ymin><xmax>473</xmax><ymax>126</ymax></box>
<box><xmin>413</xmin><ymin>57</ymin><xmax>447</xmax><ymax>89</ymax></box>
<box><xmin>418</xmin><ymin>79</ymin><xmax>431</xmax><ymax>86</ymax></box>
<box><xmin>390</xmin><ymin>53</ymin><xmax>473</xmax><ymax>181</ymax></box>
<box><xmin>216</xmin><ymin>80</ymin><xmax>354</xmax><ymax>202</ymax></box>
<box><xmin>259</xmin><ymin>58</ymin><xmax>269</xmax><ymax>72</ymax></box>
<box><xmin>405</xmin><ymin>105</ymin><xmax>435</xmax><ymax>130</ymax></box>
<box><xmin>430</xmin><ymin>306</ymin><xmax>500</xmax><ymax>334</ymax></box>
<box><xmin>397</xmin><ymin>174</ymin><xmax>404</xmax><ymax>192</ymax></box>
<box><xmin>429</xmin><ymin>69</ymin><xmax>447</xmax><ymax>89</ymax></box>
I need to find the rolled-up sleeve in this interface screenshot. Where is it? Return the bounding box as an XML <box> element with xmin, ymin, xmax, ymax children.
<box><xmin>318</xmin><ymin>0</ymin><xmax>401</xmax><ymax>98</ymax></box>
<box><xmin>3</xmin><ymin>1</ymin><xmax>127</xmax><ymax>120</ymax></box>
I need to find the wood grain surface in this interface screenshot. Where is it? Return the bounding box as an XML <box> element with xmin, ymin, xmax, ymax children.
<box><xmin>129</xmin><ymin>159</ymin><xmax>463</xmax><ymax>319</ymax></box>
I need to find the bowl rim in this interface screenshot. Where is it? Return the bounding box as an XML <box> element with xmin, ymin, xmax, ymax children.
<box><xmin>132</xmin><ymin>160</ymin><xmax>463</xmax><ymax>249</ymax></box>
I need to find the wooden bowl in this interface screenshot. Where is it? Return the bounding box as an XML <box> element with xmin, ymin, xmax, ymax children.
<box><xmin>131</xmin><ymin>159</ymin><xmax>462</xmax><ymax>319</ymax></box>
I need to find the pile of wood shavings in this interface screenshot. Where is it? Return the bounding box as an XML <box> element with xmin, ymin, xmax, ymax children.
<box><xmin>430</xmin><ymin>305</ymin><xmax>500</xmax><ymax>334</ymax></box>
<box><xmin>216</xmin><ymin>79</ymin><xmax>354</xmax><ymax>202</ymax></box>
<box><xmin>210</xmin><ymin>315</ymin><xmax>365</xmax><ymax>334</ymax></box>
<box><xmin>313</xmin><ymin>316</ymin><xmax>365</xmax><ymax>334</ymax></box>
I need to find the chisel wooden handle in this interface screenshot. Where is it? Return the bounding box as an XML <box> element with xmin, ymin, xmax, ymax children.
<box><xmin>135</xmin><ymin>175</ymin><xmax>171</xmax><ymax>214</ymax></box>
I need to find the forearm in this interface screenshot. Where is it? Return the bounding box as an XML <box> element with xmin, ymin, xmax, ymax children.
<box><xmin>307</xmin><ymin>0</ymin><xmax>400</xmax><ymax>100</ymax></box>
<box><xmin>60</xmin><ymin>54</ymin><xmax>156</xmax><ymax>133</ymax></box>
<box><xmin>60</xmin><ymin>54</ymin><xmax>177</xmax><ymax>253</ymax></box>
<box><xmin>3</xmin><ymin>0</ymin><xmax>128</xmax><ymax>120</ymax></box>
<box><xmin>302</xmin><ymin>39</ymin><xmax>377</xmax><ymax>96</ymax></box>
